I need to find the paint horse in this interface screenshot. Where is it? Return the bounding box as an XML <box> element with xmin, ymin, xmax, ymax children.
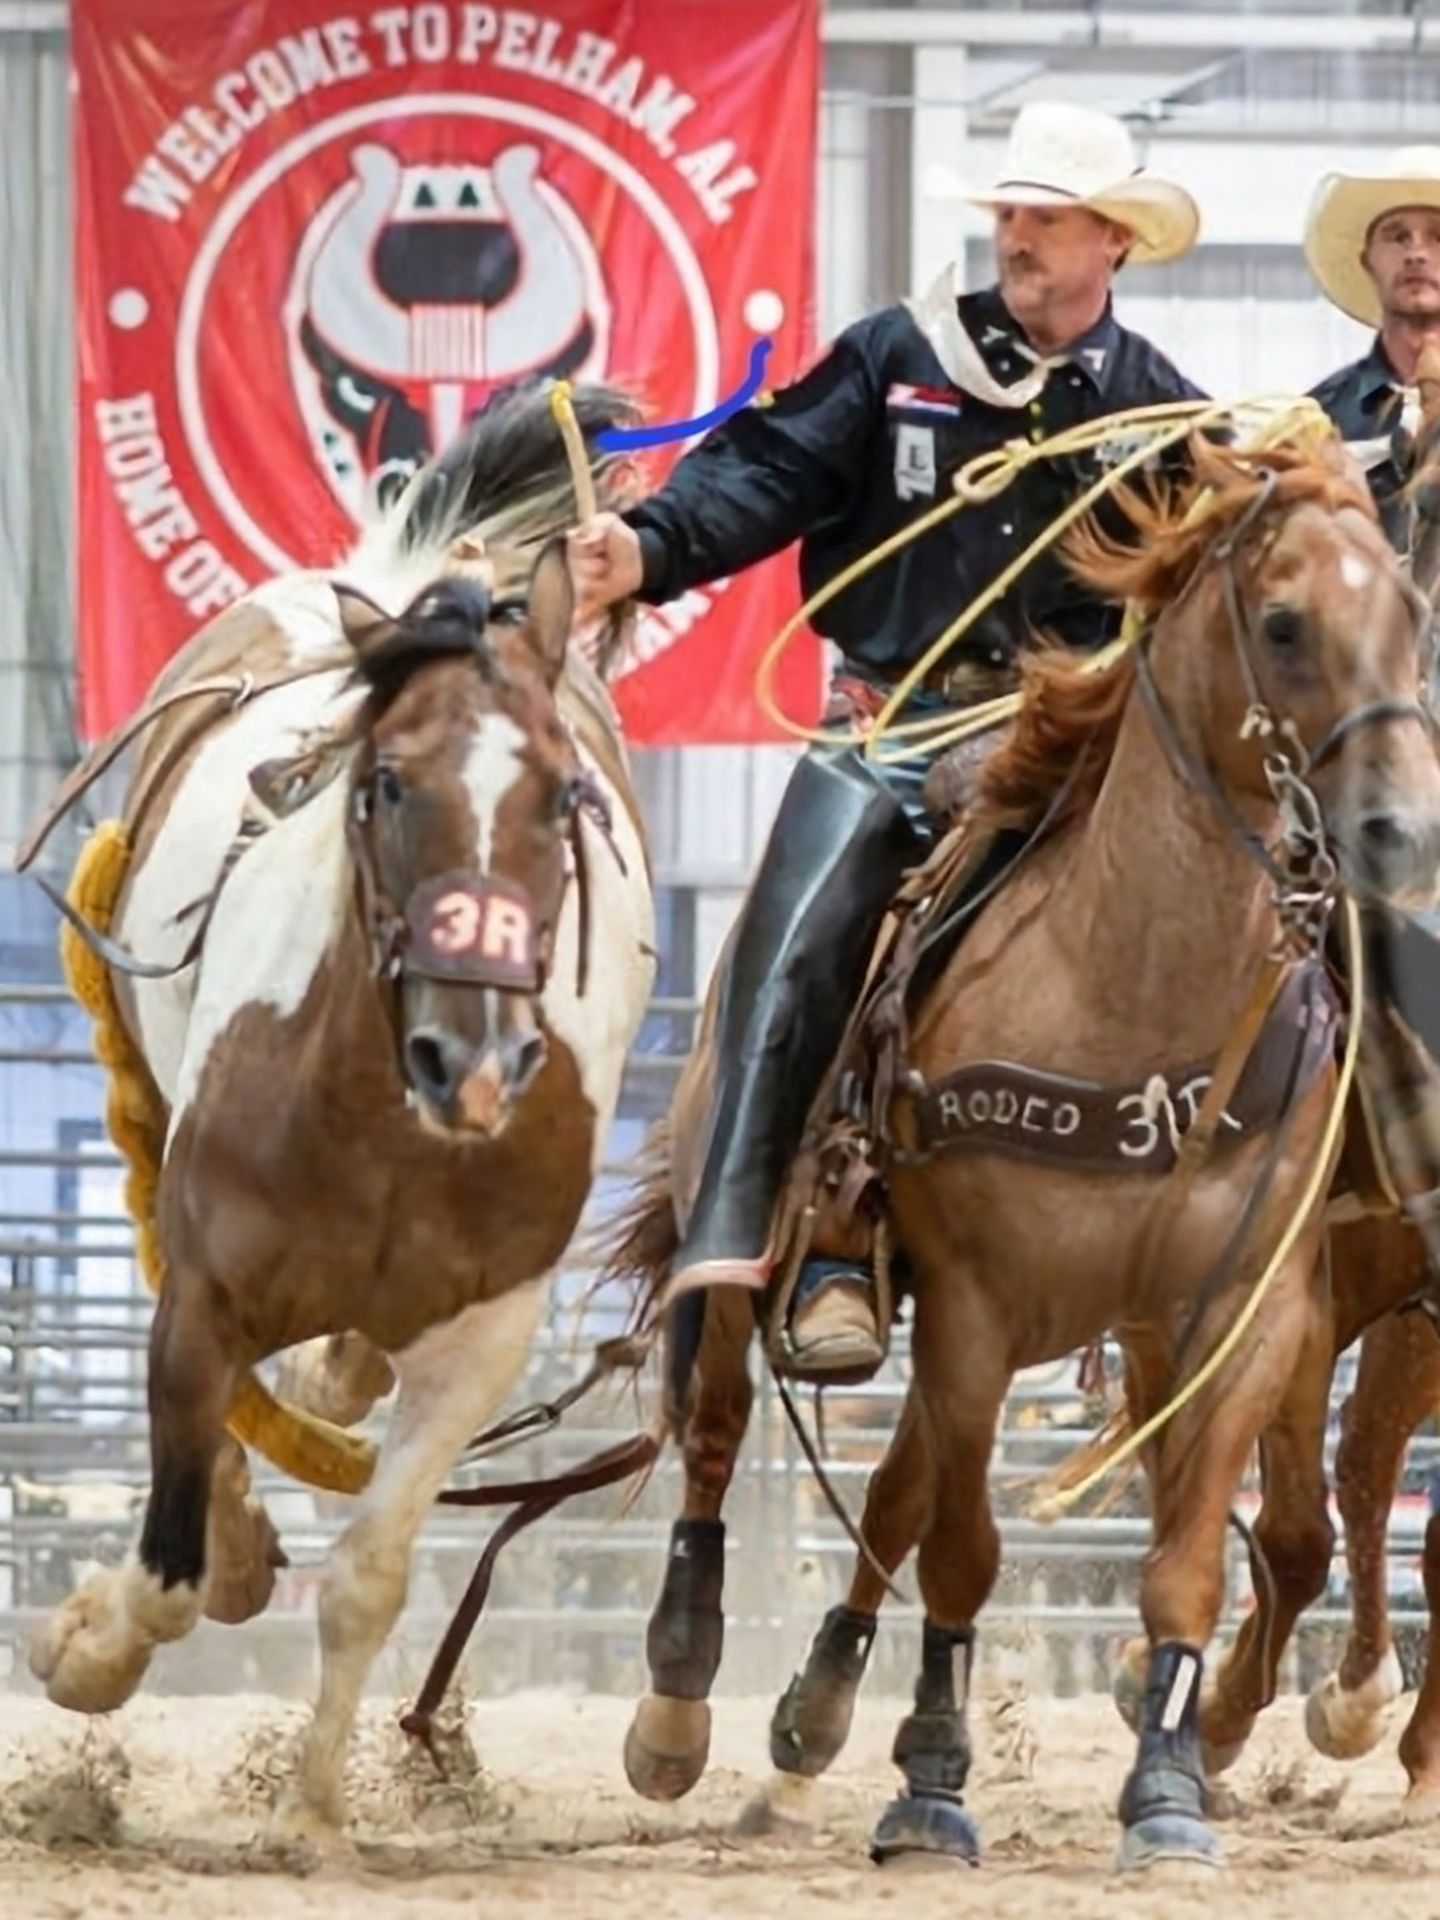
<box><xmin>24</xmin><ymin>383</ymin><xmax>655</xmax><ymax>1826</ymax></box>
<box><xmin>606</xmin><ymin>429</ymin><xmax>1440</xmax><ymax>1871</ymax></box>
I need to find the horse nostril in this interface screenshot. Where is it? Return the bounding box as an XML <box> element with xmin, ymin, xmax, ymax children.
<box><xmin>1358</xmin><ymin>809</ymin><xmax>1415</xmax><ymax>859</ymax></box>
<box><xmin>404</xmin><ymin>1029</ymin><xmax>460</xmax><ymax>1107</ymax></box>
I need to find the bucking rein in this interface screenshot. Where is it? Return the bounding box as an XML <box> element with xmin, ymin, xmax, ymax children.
<box><xmin>21</xmin><ymin>380</ymin><xmax>1363</xmax><ymax>1754</ymax></box>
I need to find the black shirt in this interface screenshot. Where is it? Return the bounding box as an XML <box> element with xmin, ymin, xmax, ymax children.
<box><xmin>623</xmin><ymin>286</ymin><xmax>1204</xmax><ymax>676</ymax></box>
<box><xmin>1309</xmin><ymin>339</ymin><xmax>1410</xmax><ymax>549</ymax></box>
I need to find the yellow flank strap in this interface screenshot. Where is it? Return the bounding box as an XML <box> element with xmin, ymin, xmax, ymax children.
<box><xmin>752</xmin><ymin>393</ymin><xmax>1330</xmax><ymax>765</ymax></box>
<box><xmin>60</xmin><ymin>821</ymin><xmax>375</xmax><ymax>1496</ymax></box>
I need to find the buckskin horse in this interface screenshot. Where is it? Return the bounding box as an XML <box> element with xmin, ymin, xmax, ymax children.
<box><xmin>604</xmin><ymin>427</ymin><xmax>1440</xmax><ymax>1872</ymax></box>
<box><xmin>22</xmin><ymin>383</ymin><xmax>656</xmax><ymax>1827</ymax></box>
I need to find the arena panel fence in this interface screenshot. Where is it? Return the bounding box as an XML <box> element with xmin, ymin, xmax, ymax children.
<box><xmin>1</xmin><ymin>980</ymin><xmax>1435</xmax><ymax>1703</ymax></box>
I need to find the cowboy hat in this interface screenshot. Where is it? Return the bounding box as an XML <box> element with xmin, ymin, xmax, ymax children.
<box><xmin>1304</xmin><ymin>148</ymin><xmax>1440</xmax><ymax>327</ymax></box>
<box><xmin>963</xmin><ymin>101</ymin><xmax>1200</xmax><ymax>266</ymax></box>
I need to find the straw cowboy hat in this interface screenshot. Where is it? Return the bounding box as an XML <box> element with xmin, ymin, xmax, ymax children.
<box><xmin>963</xmin><ymin>101</ymin><xmax>1200</xmax><ymax>266</ymax></box>
<box><xmin>1304</xmin><ymin>147</ymin><xmax>1440</xmax><ymax>327</ymax></box>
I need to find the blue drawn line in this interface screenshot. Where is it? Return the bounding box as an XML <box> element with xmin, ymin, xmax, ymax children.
<box><xmin>596</xmin><ymin>337</ymin><xmax>774</xmax><ymax>450</ymax></box>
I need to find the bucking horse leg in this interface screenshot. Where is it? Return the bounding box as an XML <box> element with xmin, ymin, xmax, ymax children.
<box><xmin>623</xmin><ymin>1284</ymin><xmax>755</xmax><ymax>1801</ymax></box>
<box><xmin>292</xmin><ymin>1280</ymin><xmax>547</xmax><ymax>1826</ymax></box>
<box><xmin>1306</xmin><ymin>1303</ymin><xmax>1440</xmax><ymax>1765</ymax></box>
<box><xmin>31</xmin><ymin>1278</ymin><xmax>238</xmax><ymax>1711</ymax></box>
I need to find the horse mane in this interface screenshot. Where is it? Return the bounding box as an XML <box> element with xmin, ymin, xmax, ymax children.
<box><xmin>343</xmin><ymin>377</ymin><xmax>645</xmax><ymax>675</ymax></box>
<box><xmin>343</xmin><ymin>576</ymin><xmax>501</xmax><ymax>718</ymax></box>
<box><xmin>973</xmin><ymin>428</ymin><xmax>1377</xmax><ymax>833</ymax></box>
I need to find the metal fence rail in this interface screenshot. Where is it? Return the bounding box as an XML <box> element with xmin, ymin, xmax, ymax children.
<box><xmin>2</xmin><ymin>979</ymin><xmax>1437</xmax><ymax>1703</ymax></box>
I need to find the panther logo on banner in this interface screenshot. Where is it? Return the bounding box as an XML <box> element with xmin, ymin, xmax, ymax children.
<box><xmin>73</xmin><ymin>1</ymin><xmax>821</xmax><ymax>742</ymax></box>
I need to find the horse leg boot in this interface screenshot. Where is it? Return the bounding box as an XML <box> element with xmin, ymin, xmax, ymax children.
<box><xmin>31</xmin><ymin>1282</ymin><xmax>236</xmax><ymax>1712</ymax></box>
<box><xmin>624</xmin><ymin>1285</ymin><xmax>754</xmax><ymax>1802</ymax></box>
<box><xmin>870</xmin><ymin>1300</ymin><xmax>1006</xmax><ymax>1866</ymax></box>
<box><xmin>667</xmin><ymin>745</ymin><xmax>926</xmax><ymax>1379</ymax></box>
<box><xmin>769</xmin><ymin>1387</ymin><xmax>930</xmax><ymax>1779</ymax></box>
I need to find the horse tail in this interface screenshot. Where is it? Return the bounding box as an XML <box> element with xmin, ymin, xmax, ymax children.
<box><xmin>589</xmin><ymin>1122</ymin><xmax>678</xmax><ymax>1335</ymax></box>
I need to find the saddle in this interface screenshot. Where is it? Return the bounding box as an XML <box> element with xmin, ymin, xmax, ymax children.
<box><xmin>755</xmin><ymin>728</ymin><xmax>1417</xmax><ymax>1386</ymax></box>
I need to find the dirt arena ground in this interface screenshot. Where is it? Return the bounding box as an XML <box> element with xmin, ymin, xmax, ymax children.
<box><xmin>6</xmin><ymin>1685</ymin><xmax>1440</xmax><ymax>1920</ymax></box>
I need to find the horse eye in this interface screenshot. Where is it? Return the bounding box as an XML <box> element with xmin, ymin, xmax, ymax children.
<box><xmin>374</xmin><ymin>765</ymin><xmax>404</xmax><ymax>807</ymax></box>
<box><xmin>1262</xmin><ymin>604</ymin><xmax>1305</xmax><ymax>651</ymax></box>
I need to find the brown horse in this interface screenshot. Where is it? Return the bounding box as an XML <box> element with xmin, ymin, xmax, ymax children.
<box><xmin>605</xmin><ymin>430</ymin><xmax>1440</xmax><ymax>1872</ymax></box>
<box><xmin>26</xmin><ymin>384</ymin><xmax>656</xmax><ymax>1827</ymax></box>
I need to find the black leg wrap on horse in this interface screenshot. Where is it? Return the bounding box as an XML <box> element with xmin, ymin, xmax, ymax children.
<box><xmin>770</xmin><ymin>1603</ymin><xmax>878</xmax><ymax>1776</ymax></box>
<box><xmin>892</xmin><ymin>1619</ymin><xmax>975</xmax><ymax>1795</ymax></box>
<box><xmin>1115</xmin><ymin>1641</ymin><xmax>1221</xmax><ymax>1872</ymax></box>
<box><xmin>670</xmin><ymin>747</ymin><xmax>924</xmax><ymax>1283</ymax></box>
<box><xmin>871</xmin><ymin>1620</ymin><xmax>980</xmax><ymax>1865</ymax></box>
<box><xmin>645</xmin><ymin>1519</ymin><xmax>726</xmax><ymax>1700</ymax></box>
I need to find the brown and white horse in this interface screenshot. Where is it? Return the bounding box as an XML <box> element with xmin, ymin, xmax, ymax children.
<box><xmin>28</xmin><ymin>384</ymin><xmax>655</xmax><ymax>1826</ymax></box>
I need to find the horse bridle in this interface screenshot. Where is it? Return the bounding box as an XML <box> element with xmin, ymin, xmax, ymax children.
<box><xmin>1133</xmin><ymin>465</ymin><xmax>1438</xmax><ymax>953</ymax></box>
<box><xmin>346</xmin><ymin>745</ymin><xmax>625</xmax><ymax>1009</ymax></box>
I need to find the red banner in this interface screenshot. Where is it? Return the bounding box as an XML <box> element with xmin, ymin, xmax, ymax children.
<box><xmin>73</xmin><ymin>0</ymin><xmax>822</xmax><ymax>743</ymax></box>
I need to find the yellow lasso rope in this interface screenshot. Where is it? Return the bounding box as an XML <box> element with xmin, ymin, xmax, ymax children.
<box><xmin>752</xmin><ymin>393</ymin><xmax>1332</xmax><ymax>766</ymax></box>
<box><xmin>1030</xmin><ymin>894</ymin><xmax>1365</xmax><ymax>1522</ymax></box>
<box><xmin>61</xmin><ymin>822</ymin><xmax>376</xmax><ymax>1495</ymax></box>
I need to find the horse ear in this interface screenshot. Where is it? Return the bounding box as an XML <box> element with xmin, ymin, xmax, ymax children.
<box><xmin>525</xmin><ymin>537</ymin><xmax>575</xmax><ymax>685</ymax></box>
<box><xmin>248</xmin><ymin>742</ymin><xmax>347</xmax><ymax>819</ymax></box>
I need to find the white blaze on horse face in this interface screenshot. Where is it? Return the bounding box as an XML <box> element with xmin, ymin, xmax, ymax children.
<box><xmin>461</xmin><ymin>712</ymin><xmax>528</xmax><ymax>872</ymax></box>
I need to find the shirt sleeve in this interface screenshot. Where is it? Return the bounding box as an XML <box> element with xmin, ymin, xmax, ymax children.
<box><xmin>621</xmin><ymin>317</ymin><xmax>884</xmax><ymax>606</ymax></box>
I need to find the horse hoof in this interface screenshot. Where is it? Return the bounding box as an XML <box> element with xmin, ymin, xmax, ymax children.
<box><xmin>622</xmin><ymin>1694</ymin><xmax>710</xmax><ymax>1802</ymax></box>
<box><xmin>1114</xmin><ymin>1812</ymin><xmax>1223</xmax><ymax>1874</ymax></box>
<box><xmin>1305</xmin><ymin>1655</ymin><xmax>1402</xmax><ymax>1761</ymax></box>
<box><xmin>29</xmin><ymin>1572</ymin><xmax>153</xmax><ymax>1714</ymax></box>
<box><xmin>1112</xmin><ymin>1636</ymin><xmax>1149</xmax><ymax>1735</ymax></box>
<box><xmin>870</xmin><ymin>1791</ymin><xmax>980</xmax><ymax>1866</ymax></box>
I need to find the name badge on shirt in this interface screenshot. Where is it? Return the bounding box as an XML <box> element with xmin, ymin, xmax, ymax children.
<box><xmin>895</xmin><ymin>423</ymin><xmax>937</xmax><ymax>500</ymax></box>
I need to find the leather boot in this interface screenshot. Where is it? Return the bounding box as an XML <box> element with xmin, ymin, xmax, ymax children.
<box><xmin>669</xmin><ymin>745</ymin><xmax>926</xmax><ymax>1322</ymax></box>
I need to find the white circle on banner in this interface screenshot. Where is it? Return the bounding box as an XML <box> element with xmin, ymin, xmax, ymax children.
<box><xmin>744</xmin><ymin>288</ymin><xmax>784</xmax><ymax>332</ymax></box>
<box><xmin>108</xmin><ymin>289</ymin><xmax>149</xmax><ymax>329</ymax></box>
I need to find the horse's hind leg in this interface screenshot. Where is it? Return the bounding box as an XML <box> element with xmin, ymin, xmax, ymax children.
<box><xmin>768</xmin><ymin>1383</ymin><xmax>930</xmax><ymax>1782</ymax></box>
<box><xmin>1307</xmin><ymin>1306</ymin><xmax>1440</xmax><ymax>1762</ymax></box>
<box><xmin>624</xmin><ymin>1285</ymin><xmax>754</xmax><ymax>1802</ymax></box>
<box><xmin>293</xmin><ymin>1279</ymin><xmax>547</xmax><ymax>1826</ymax></box>
<box><xmin>1198</xmin><ymin>1286</ymin><xmax>1337</xmax><ymax>1774</ymax></box>
<box><xmin>31</xmin><ymin>1280</ymin><xmax>236</xmax><ymax>1711</ymax></box>
<box><xmin>1399</xmin><ymin>1496</ymin><xmax>1440</xmax><ymax>1808</ymax></box>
